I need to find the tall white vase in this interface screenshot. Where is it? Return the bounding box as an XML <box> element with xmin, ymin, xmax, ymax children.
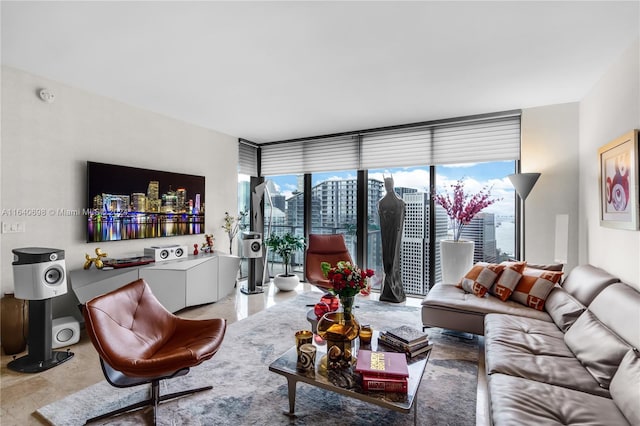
<box><xmin>440</xmin><ymin>240</ymin><xmax>475</xmax><ymax>284</ymax></box>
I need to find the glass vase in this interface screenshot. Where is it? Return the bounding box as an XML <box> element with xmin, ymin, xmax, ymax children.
<box><xmin>317</xmin><ymin>295</ymin><xmax>359</xmax><ymax>369</ymax></box>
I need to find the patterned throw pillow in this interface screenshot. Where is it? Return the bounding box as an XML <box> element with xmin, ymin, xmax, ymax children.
<box><xmin>459</xmin><ymin>262</ymin><xmax>505</xmax><ymax>297</ymax></box>
<box><xmin>489</xmin><ymin>261</ymin><xmax>527</xmax><ymax>301</ymax></box>
<box><xmin>511</xmin><ymin>268</ymin><xmax>564</xmax><ymax>311</ymax></box>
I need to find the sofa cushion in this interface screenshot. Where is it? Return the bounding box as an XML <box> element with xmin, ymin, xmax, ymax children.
<box><xmin>610</xmin><ymin>349</ymin><xmax>640</xmax><ymax>425</ymax></box>
<box><xmin>562</xmin><ymin>264</ymin><xmax>619</xmax><ymax>306</ymax></box>
<box><xmin>564</xmin><ymin>282</ymin><xmax>640</xmax><ymax>390</ymax></box>
<box><xmin>460</xmin><ymin>262</ymin><xmax>505</xmax><ymax>297</ymax></box>
<box><xmin>588</xmin><ymin>282</ymin><xmax>640</xmax><ymax>349</ymax></box>
<box><xmin>524</xmin><ymin>262</ymin><xmax>564</xmax><ymax>271</ymax></box>
<box><xmin>488</xmin><ymin>373</ymin><xmax>629</xmax><ymax>426</ymax></box>
<box><xmin>544</xmin><ymin>285</ymin><xmax>586</xmax><ymax>332</ymax></box>
<box><xmin>564</xmin><ymin>310</ymin><xmax>630</xmax><ymax>390</ymax></box>
<box><xmin>489</xmin><ymin>261</ymin><xmax>526</xmax><ymax>301</ymax></box>
<box><xmin>510</xmin><ymin>269</ymin><xmax>563</xmax><ymax>311</ymax></box>
<box><xmin>484</xmin><ymin>313</ymin><xmax>608</xmax><ymax>397</ymax></box>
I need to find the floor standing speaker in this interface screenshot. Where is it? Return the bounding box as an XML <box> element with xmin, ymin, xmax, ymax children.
<box><xmin>9</xmin><ymin>248</ymin><xmax>74</xmax><ymax>373</ymax></box>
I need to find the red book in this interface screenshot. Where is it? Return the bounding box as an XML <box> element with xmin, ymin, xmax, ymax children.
<box><xmin>361</xmin><ymin>374</ymin><xmax>408</xmax><ymax>393</ymax></box>
<box><xmin>355</xmin><ymin>349</ymin><xmax>409</xmax><ymax>379</ymax></box>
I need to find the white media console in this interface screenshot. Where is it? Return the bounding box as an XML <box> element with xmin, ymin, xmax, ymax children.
<box><xmin>70</xmin><ymin>252</ymin><xmax>240</xmax><ymax>313</ymax></box>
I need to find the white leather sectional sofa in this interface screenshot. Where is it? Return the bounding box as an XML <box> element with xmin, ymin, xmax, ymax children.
<box><xmin>422</xmin><ymin>264</ymin><xmax>640</xmax><ymax>425</ymax></box>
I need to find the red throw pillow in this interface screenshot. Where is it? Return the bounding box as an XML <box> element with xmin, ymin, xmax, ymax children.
<box><xmin>510</xmin><ymin>268</ymin><xmax>564</xmax><ymax>311</ymax></box>
<box><xmin>459</xmin><ymin>262</ymin><xmax>506</xmax><ymax>298</ymax></box>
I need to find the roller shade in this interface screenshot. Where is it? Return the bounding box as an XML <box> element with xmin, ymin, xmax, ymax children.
<box><xmin>238</xmin><ymin>140</ymin><xmax>258</xmax><ymax>176</ymax></box>
<box><xmin>261</xmin><ymin>134</ymin><xmax>358</xmax><ymax>176</ymax></box>
<box><xmin>259</xmin><ymin>111</ymin><xmax>520</xmax><ymax>175</ymax></box>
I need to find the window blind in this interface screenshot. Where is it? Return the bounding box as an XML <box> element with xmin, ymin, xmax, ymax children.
<box><xmin>238</xmin><ymin>140</ymin><xmax>258</xmax><ymax>176</ymax></box>
<box><xmin>259</xmin><ymin>111</ymin><xmax>520</xmax><ymax>175</ymax></box>
<box><xmin>431</xmin><ymin>116</ymin><xmax>521</xmax><ymax>165</ymax></box>
<box><xmin>359</xmin><ymin>127</ymin><xmax>433</xmax><ymax>169</ymax></box>
<box><xmin>261</xmin><ymin>134</ymin><xmax>358</xmax><ymax>176</ymax></box>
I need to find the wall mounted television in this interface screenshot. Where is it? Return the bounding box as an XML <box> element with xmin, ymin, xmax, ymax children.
<box><xmin>86</xmin><ymin>161</ymin><xmax>205</xmax><ymax>243</ymax></box>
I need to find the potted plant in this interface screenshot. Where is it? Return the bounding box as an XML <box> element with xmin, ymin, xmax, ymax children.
<box><xmin>434</xmin><ymin>178</ymin><xmax>500</xmax><ymax>284</ymax></box>
<box><xmin>264</xmin><ymin>232</ymin><xmax>307</xmax><ymax>291</ymax></box>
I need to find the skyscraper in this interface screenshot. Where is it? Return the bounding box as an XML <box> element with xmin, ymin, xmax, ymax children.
<box><xmin>460</xmin><ymin>212</ymin><xmax>498</xmax><ymax>263</ymax></box>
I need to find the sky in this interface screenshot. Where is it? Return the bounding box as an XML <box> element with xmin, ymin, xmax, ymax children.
<box><xmin>263</xmin><ymin>161</ymin><xmax>517</xmax><ymax>218</ymax></box>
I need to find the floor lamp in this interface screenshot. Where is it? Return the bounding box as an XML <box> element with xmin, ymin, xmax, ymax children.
<box><xmin>508</xmin><ymin>172</ymin><xmax>541</xmax><ymax>261</ymax></box>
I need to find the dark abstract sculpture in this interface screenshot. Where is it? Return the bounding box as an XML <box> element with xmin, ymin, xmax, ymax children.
<box><xmin>378</xmin><ymin>176</ymin><xmax>406</xmax><ymax>302</ymax></box>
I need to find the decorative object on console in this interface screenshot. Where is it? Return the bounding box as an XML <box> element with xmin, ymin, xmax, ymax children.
<box><xmin>101</xmin><ymin>256</ymin><xmax>155</xmax><ymax>269</ymax></box>
<box><xmin>507</xmin><ymin>172</ymin><xmax>541</xmax><ymax>260</ymax></box>
<box><xmin>264</xmin><ymin>232</ymin><xmax>306</xmax><ymax>291</ymax></box>
<box><xmin>83</xmin><ymin>248</ymin><xmax>108</xmax><ymax>270</ymax></box>
<box><xmin>200</xmin><ymin>234</ymin><xmax>215</xmax><ymax>253</ymax></box>
<box><xmin>86</xmin><ymin>162</ymin><xmax>205</xmax><ymax>243</ymax></box>
<box><xmin>434</xmin><ymin>178</ymin><xmax>500</xmax><ymax>284</ymax></box>
<box><xmin>598</xmin><ymin>129</ymin><xmax>639</xmax><ymax>230</ymax></box>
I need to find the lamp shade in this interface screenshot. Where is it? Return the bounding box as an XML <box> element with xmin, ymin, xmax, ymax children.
<box><xmin>508</xmin><ymin>173</ymin><xmax>541</xmax><ymax>200</ymax></box>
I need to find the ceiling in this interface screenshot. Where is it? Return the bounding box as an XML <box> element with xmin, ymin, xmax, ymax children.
<box><xmin>2</xmin><ymin>1</ymin><xmax>638</xmax><ymax>143</ymax></box>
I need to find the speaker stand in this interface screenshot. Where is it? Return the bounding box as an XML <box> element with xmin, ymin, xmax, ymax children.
<box><xmin>241</xmin><ymin>258</ymin><xmax>264</xmax><ymax>295</ymax></box>
<box><xmin>8</xmin><ymin>299</ymin><xmax>74</xmax><ymax>373</ymax></box>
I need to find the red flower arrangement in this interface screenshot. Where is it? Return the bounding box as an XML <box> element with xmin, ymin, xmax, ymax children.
<box><xmin>320</xmin><ymin>260</ymin><xmax>375</xmax><ymax>298</ymax></box>
<box><xmin>434</xmin><ymin>178</ymin><xmax>501</xmax><ymax>242</ymax></box>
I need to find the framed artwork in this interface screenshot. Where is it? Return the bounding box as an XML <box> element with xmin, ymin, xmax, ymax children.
<box><xmin>598</xmin><ymin>129</ymin><xmax>639</xmax><ymax>230</ymax></box>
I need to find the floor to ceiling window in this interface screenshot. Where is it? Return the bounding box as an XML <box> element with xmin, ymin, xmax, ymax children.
<box><xmin>310</xmin><ymin>170</ymin><xmax>358</xmax><ymax>256</ymax></box>
<box><xmin>262</xmin><ymin>174</ymin><xmax>305</xmax><ymax>279</ymax></box>
<box><xmin>435</xmin><ymin>162</ymin><xmax>517</xmax><ymax>263</ymax></box>
<box><xmin>244</xmin><ymin>111</ymin><xmax>522</xmax><ymax>297</ymax></box>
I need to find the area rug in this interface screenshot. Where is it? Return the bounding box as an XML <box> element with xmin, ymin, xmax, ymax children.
<box><xmin>37</xmin><ymin>293</ymin><xmax>479</xmax><ymax>425</ymax></box>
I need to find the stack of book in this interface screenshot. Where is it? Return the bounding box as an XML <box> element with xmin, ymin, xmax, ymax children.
<box><xmin>378</xmin><ymin>325</ymin><xmax>433</xmax><ymax>358</ymax></box>
<box><xmin>355</xmin><ymin>349</ymin><xmax>409</xmax><ymax>393</ymax></box>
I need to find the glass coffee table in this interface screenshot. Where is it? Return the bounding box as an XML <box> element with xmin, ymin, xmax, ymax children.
<box><xmin>268</xmin><ymin>331</ymin><xmax>430</xmax><ymax>424</ymax></box>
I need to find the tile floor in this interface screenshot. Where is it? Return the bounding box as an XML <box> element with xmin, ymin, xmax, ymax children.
<box><xmin>0</xmin><ymin>281</ymin><xmax>426</xmax><ymax>425</ymax></box>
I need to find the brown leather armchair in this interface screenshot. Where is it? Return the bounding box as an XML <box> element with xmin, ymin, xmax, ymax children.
<box><xmin>305</xmin><ymin>233</ymin><xmax>353</xmax><ymax>290</ymax></box>
<box><xmin>83</xmin><ymin>279</ymin><xmax>226</xmax><ymax>424</ymax></box>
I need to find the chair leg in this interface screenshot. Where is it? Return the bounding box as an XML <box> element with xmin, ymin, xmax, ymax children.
<box><xmin>85</xmin><ymin>381</ymin><xmax>213</xmax><ymax>425</ymax></box>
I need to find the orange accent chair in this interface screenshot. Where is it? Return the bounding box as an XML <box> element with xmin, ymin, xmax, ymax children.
<box><xmin>305</xmin><ymin>233</ymin><xmax>354</xmax><ymax>290</ymax></box>
<box><xmin>83</xmin><ymin>279</ymin><xmax>226</xmax><ymax>424</ymax></box>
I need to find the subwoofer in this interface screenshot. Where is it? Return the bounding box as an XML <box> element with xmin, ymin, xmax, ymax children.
<box><xmin>12</xmin><ymin>248</ymin><xmax>67</xmax><ymax>300</ymax></box>
<box><xmin>52</xmin><ymin>316</ymin><xmax>80</xmax><ymax>349</ymax></box>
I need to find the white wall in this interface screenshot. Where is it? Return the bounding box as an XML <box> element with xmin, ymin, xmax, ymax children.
<box><xmin>1</xmin><ymin>66</ymin><xmax>239</xmax><ymax>316</ymax></box>
<box><xmin>578</xmin><ymin>39</ymin><xmax>640</xmax><ymax>289</ymax></box>
<box><xmin>521</xmin><ymin>103</ymin><xmax>580</xmax><ymax>273</ymax></box>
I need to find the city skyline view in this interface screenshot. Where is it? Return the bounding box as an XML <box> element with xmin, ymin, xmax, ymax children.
<box><xmin>247</xmin><ymin>160</ymin><xmax>517</xmax><ymax>296</ymax></box>
<box><xmin>268</xmin><ymin>161</ymin><xmax>517</xmax><ymax>220</ymax></box>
